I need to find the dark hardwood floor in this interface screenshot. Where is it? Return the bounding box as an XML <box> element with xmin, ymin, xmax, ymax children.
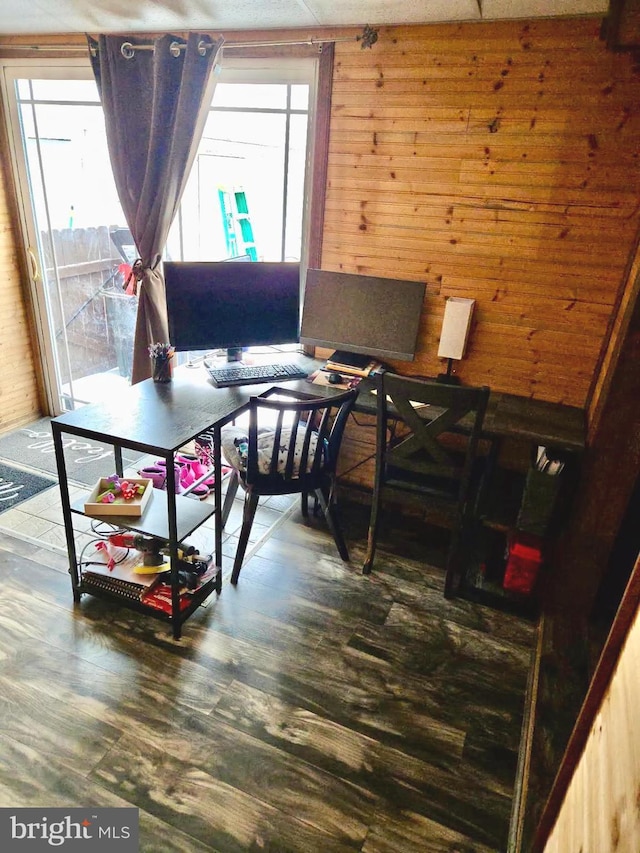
<box><xmin>0</xmin><ymin>502</ymin><xmax>535</xmax><ymax>852</ymax></box>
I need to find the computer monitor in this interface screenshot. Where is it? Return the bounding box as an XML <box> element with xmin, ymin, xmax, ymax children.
<box><xmin>300</xmin><ymin>269</ymin><xmax>426</xmax><ymax>361</ymax></box>
<box><xmin>164</xmin><ymin>261</ymin><xmax>301</xmax><ymax>356</ymax></box>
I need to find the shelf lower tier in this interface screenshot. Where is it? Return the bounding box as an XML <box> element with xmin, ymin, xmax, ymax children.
<box><xmin>77</xmin><ymin>568</ymin><xmax>222</xmax><ymax>626</ymax></box>
<box><xmin>459</xmin><ymin>525</ymin><xmax>540</xmax><ymax>619</ymax></box>
<box><xmin>71</xmin><ymin>487</ymin><xmax>215</xmax><ymax>541</ymax></box>
<box><xmin>461</xmin><ymin>565</ymin><xmax>539</xmax><ymax>620</ymax></box>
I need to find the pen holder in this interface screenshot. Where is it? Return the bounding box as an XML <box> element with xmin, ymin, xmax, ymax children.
<box><xmin>152</xmin><ymin>355</ymin><xmax>172</xmax><ymax>383</ymax></box>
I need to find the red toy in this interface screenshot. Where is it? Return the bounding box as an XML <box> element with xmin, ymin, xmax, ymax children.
<box><xmin>503</xmin><ymin>532</ymin><xmax>544</xmax><ymax>595</ymax></box>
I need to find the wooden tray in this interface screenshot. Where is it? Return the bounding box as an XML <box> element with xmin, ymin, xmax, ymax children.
<box><xmin>84</xmin><ymin>477</ymin><xmax>153</xmax><ymax>516</ymax></box>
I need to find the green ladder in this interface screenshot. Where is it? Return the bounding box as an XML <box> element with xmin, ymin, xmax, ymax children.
<box><xmin>218</xmin><ymin>187</ymin><xmax>257</xmax><ymax>261</ymax></box>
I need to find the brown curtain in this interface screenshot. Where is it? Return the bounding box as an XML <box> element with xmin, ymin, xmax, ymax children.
<box><xmin>88</xmin><ymin>33</ymin><xmax>223</xmax><ymax>383</ymax></box>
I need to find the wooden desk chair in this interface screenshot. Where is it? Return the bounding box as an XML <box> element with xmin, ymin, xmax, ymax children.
<box><xmin>221</xmin><ymin>388</ymin><xmax>357</xmax><ymax>584</ymax></box>
<box><xmin>362</xmin><ymin>373</ymin><xmax>490</xmax><ymax>598</ymax></box>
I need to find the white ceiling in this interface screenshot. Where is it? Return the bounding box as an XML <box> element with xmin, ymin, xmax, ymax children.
<box><xmin>0</xmin><ymin>0</ymin><xmax>610</xmax><ymax>36</ymax></box>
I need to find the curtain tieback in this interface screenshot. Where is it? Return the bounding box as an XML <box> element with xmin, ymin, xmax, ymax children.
<box><xmin>124</xmin><ymin>258</ymin><xmax>145</xmax><ymax>296</ymax></box>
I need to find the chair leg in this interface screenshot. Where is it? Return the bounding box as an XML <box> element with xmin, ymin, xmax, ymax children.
<box><xmin>230</xmin><ymin>492</ymin><xmax>259</xmax><ymax>585</ymax></box>
<box><xmin>300</xmin><ymin>492</ymin><xmax>318</xmax><ymax>518</ymax></box>
<box><xmin>443</xmin><ymin>517</ymin><xmax>470</xmax><ymax>599</ymax></box>
<box><xmin>443</xmin><ymin>543</ymin><xmax>460</xmax><ymax>599</ymax></box>
<box><xmin>315</xmin><ymin>488</ymin><xmax>350</xmax><ymax>562</ymax></box>
<box><xmin>362</xmin><ymin>489</ymin><xmax>382</xmax><ymax>575</ymax></box>
<box><xmin>221</xmin><ymin>469</ymin><xmax>239</xmax><ymax>528</ymax></box>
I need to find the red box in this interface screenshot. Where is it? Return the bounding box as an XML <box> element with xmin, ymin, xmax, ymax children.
<box><xmin>503</xmin><ymin>533</ymin><xmax>543</xmax><ymax>595</ymax></box>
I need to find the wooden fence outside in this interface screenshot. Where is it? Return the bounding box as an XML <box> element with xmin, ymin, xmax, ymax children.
<box><xmin>41</xmin><ymin>225</ymin><xmax>137</xmax><ymax>383</ymax></box>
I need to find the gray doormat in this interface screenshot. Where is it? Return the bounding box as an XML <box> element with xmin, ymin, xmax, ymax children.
<box><xmin>0</xmin><ymin>418</ymin><xmax>145</xmax><ymax>487</ymax></box>
<box><xmin>0</xmin><ymin>461</ymin><xmax>57</xmax><ymax>515</ymax></box>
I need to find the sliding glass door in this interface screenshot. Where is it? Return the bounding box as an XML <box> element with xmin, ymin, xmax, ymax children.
<box><xmin>1</xmin><ymin>60</ymin><xmax>134</xmax><ymax>414</ymax></box>
<box><xmin>1</xmin><ymin>53</ymin><xmax>319</xmax><ymax>414</ymax></box>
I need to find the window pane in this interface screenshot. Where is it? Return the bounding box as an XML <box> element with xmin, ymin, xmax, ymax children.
<box><xmin>172</xmin><ymin>110</ymin><xmax>287</xmax><ymax>262</ymax></box>
<box><xmin>13</xmin><ymin>79</ymin><xmax>135</xmax><ymax>407</ymax></box>
<box><xmin>18</xmin><ymin>78</ymin><xmax>100</xmax><ymax>102</ymax></box>
<box><xmin>285</xmin><ymin>114</ymin><xmax>308</xmax><ymax>261</ymax></box>
<box><xmin>19</xmin><ymin>101</ymin><xmax>121</xmax><ymax>229</ymax></box>
<box><xmin>290</xmin><ymin>84</ymin><xmax>309</xmax><ymax>111</ymax></box>
<box><xmin>166</xmin><ymin>62</ymin><xmax>314</xmax><ymax>268</ymax></box>
<box><xmin>212</xmin><ymin>82</ymin><xmax>287</xmax><ymax>110</ymax></box>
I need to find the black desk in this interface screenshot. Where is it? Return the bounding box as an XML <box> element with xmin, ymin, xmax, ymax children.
<box><xmin>51</xmin><ymin>368</ymin><xmax>283</xmax><ymax>637</ymax></box>
<box><xmin>52</xmin><ymin>358</ymin><xmax>586</xmax><ymax>637</ymax></box>
<box><xmin>291</xmin><ymin>373</ymin><xmax>586</xmax><ymax>453</ymax></box>
<box><xmin>51</xmin><ymin>353</ymin><xmax>323</xmax><ymax>637</ymax></box>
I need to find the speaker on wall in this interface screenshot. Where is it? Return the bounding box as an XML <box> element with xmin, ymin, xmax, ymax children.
<box><xmin>437</xmin><ymin>296</ymin><xmax>475</xmax><ymax>383</ymax></box>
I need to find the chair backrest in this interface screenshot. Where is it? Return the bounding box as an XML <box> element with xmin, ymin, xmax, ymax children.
<box><xmin>243</xmin><ymin>388</ymin><xmax>358</xmax><ymax>494</ymax></box>
<box><xmin>375</xmin><ymin>372</ymin><xmax>490</xmax><ymax>508</ymax></box>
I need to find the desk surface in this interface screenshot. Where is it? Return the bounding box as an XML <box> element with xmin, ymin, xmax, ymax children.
<box><xmin>484</xmin><ymin>392</ymin><xmax>586</xmax><ymax>451</ymax></box>
<box><xmin>326</xmin><ymin>375</ymin><xmax>586</xmax><ymax>452</ymax></box>
<box><xmin>52</xmin><ymin>357</ymin><xmax>586</xmax><ymax>454</ymax></box>
<box><xmin>51</xmin><ymin>370</ymin><xmax>254</xmax><ymax>453</ymax></box>
<box><xmin>50</xmin><ymin>353</ymin><xmax>321</xmax><ymax>452</ymax></box>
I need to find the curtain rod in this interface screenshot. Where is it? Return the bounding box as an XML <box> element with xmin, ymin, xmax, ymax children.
<box><xmin>1</xmin><ymin>25</ymin><xmax>379</xmax><ymax>56</ymax></box>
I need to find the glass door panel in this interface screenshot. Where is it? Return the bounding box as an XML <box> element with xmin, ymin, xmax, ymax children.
<box><xmin>2</xmin><ymin>63</ymin><xmax>136</xmax><ymax>413</ymax></box>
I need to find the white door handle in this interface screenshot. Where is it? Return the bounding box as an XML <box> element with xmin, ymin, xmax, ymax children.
<box><xmin>27</xmin><ymin>246</ymin><xmax>39</xmax><ymax>281</ymax></box>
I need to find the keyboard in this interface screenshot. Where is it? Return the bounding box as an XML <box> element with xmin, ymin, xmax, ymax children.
<box><xmin>206</xmin><ymin>362</ymin><xmax>308</xmax><ymax>388</ymax></box>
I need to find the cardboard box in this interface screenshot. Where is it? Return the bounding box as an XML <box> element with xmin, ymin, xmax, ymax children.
<box><xmin>84</xmin><ymin>477</ymin><xmax>153</xmax><ymax>517</ymax></box>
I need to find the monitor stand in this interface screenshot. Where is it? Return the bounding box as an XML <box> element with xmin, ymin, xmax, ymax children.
<box><xmin>226</xmin><ymin>347</ymin><xmax>243</xmax><ymax>362</ymax></box>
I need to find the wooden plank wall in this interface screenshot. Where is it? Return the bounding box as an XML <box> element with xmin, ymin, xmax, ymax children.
<box><xmin>2</xmin><ymin>17</ymin><xmax>640</xmax><ymax>445</ymax></box>
<box><xmin>541</xmin><ymin>556</ymin><xmax>640</xmax><ymax>852</ymax></box>
<box><xmin>0</xmin><ymin>144</ymin><xmax>41</xmax><ymax>432</ymax></box>
<box><xmin>324</xmin><ymin>17</ymin><xmax>640</xmax><ymax>411</ymax></box>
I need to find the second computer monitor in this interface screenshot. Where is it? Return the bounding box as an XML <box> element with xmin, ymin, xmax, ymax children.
<box><xmin>300</xmin><ymin>269</ymin><xmax>426</xmax><ymax>362</ymax></box>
